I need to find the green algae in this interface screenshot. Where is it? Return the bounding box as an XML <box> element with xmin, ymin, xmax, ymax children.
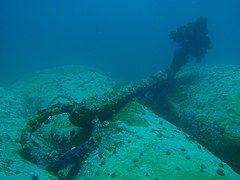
<box><xmin>113</xmin><ymin>102</ymin><xmax>150</xmax><ymax>127</ymax></box>
<box><xmin>226</xmin><ymin>89</ymin><xmax>240</xmax><ymax>117</ymax></box>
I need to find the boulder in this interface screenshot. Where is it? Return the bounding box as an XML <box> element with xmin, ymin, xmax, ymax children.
<box><xmin>1</xmin><ymin>65</ymin><xmax>239</xmax><ymax>179</ymax></box>
<box><xmin>160</xmin><ymin>65</ymin><xmax>240</xmax><ymax>173</ymax></box>
<box><xmin>10</xmin><ymin>65</ymin><xmax>116</xmax><ymax>114</ymax></box>
<box><xmin>75</xmin><ymin>101</ymin><xmax>240</xmax><ymax>179</ymax></box>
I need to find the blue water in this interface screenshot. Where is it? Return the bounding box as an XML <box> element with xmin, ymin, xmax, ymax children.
<box><xmin>1</xmin><ymin>0</ymin><xmax>240</xmax><ymax>84</ymax></box>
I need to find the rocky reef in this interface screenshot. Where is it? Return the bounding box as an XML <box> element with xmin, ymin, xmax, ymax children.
<box><xmin>146</xmin><ymin>65</ymin><xmax>240</xmax><ymax>174</ymax></box>
<box><xmin>0</xmin><ymin>65</ymin><xmax>240</xmax><ymax>179</ymax></box>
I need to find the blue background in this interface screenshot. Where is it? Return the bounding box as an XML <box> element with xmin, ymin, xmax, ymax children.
<box><xmin>0</xmin><ymin>0</ymin><xmax>240</xmax><ymax>84</ymax></box>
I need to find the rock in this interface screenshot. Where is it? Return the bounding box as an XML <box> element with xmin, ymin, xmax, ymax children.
<box><xmin>160</xmin><ymin>65</ymin><xmax>240</xmax><ymax>173</ymax></box>
<box><xmin>216</xmin><ymin>168</ymin><xmax>225</xmax><ymax>176</ymax></box>
<box><xmin>0</xmin><ymin>87</ymin><xmax>57</xmax><ymax>179</ymax></box>
<box><xmin>1</xmin><ymin>65</ymin><xmax>239</xmax><ymax>179</ymax></box>
<box><xmin>74</xmin><ymin>102</ymin><xmax>240</xmax><ymax>179</ymax></box>
<box><xmin>10</xmin><ymin>65</ymin><xmax>116</xmax><ymax>114</ymax></box>
<box><xmin>0</xmin><ymin>66</ymin><xmax>115</xmax><ymax>178</ymax></box>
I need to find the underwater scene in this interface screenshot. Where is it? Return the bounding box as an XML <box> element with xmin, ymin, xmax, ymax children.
<box><xmin>0</xmin><ymin>0</ymin><xmax>240</xmax><ymax>179</ymax></box>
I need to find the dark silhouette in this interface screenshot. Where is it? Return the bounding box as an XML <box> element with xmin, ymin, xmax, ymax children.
<box><xmin>167</xmin><ymin>17</ymin><xmax>211</xmax><ymax>79</ymax></box>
